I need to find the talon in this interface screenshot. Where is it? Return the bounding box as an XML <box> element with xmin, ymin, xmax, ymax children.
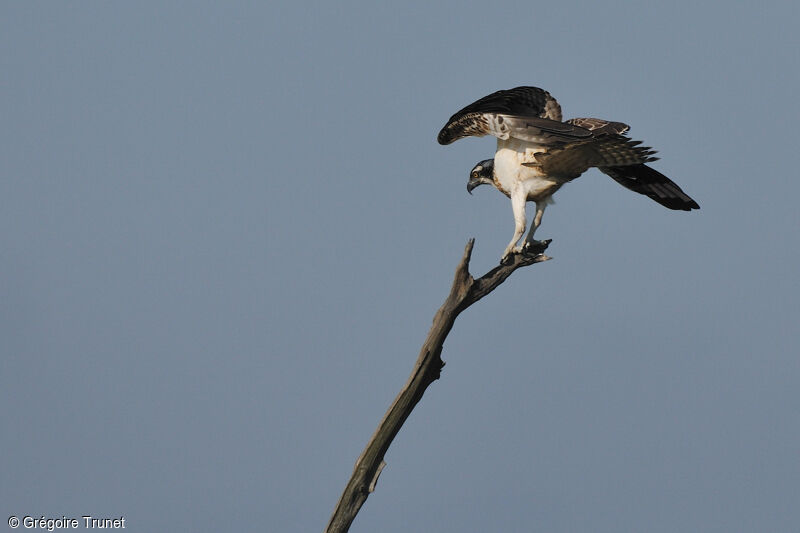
<box><xmin>501</xmin><ymin>245</ymin><xmax>525</xmax><ymax>265</ymax></box>
<box><xmin>523</xmin><ymin>239</ymin><xmax>551</xmax><ymax>255</ymax></box>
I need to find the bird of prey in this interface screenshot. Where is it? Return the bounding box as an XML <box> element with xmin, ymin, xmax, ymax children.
<box><xmin>438</xmin><ymin>86</ymin><xmax>699</xmax><ymax>262</ymax></box>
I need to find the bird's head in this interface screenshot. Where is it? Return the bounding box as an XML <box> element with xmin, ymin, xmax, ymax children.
<box><xmin>467</xmin><ymin>159</ymin><xmax>495</xmax><ymax>194</ymax></box>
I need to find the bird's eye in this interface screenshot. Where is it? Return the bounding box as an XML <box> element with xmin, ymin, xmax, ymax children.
<box><xmin>471</xmin><ymin>171</ymin><xmax>478</xmax><ymax>178</ymax></box>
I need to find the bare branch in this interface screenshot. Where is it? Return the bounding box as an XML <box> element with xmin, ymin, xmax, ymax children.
<box><xmin>324</xmin><ymin>240</ymin><xmax>551</xmax><ymax>533</ymax></box>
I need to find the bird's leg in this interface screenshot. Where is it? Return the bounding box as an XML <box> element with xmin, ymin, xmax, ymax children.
<box><xmin>501</xmin><ymin>191</ymin><xmax>527</xmax><ymax>263</ymax></box>
<box><xmin>523</xmin><ymin>202</ymin><xmax>547</xmax><ymax>251</ymax></box>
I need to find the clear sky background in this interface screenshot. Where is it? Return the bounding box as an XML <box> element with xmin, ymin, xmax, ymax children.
<box><xmin>2</xmin><ymin>2</ymin><xmax>798</xmax><ymax>532</ymax></box>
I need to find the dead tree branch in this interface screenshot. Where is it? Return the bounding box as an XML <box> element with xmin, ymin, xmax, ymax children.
<box><xmin>325</xmin><ymin>239</ymin><xmax>551</xmax><ymax>533</ymax></box>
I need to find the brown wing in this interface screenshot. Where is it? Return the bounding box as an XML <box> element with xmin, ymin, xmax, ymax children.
<box><xmin>599</xmin><ymin>165</ymin><xmax>700</xmax><ymax>210</ymax></box>
<box><xmin>437</xmin><ymin>87</ymin><xmax>592</xmax><ymax>145</ymax></box>
<box><xmin>566</xmin><ymin>117</ymin><xmax>699</xmax><ymax>210</ymax></box>
<box><xmin>528</xmin><ymin>135</ymin><xmax>659</xmax><ymax>180</ymax></box>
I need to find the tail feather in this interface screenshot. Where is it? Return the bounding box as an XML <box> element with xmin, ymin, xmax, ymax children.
<box><xmin>599</xmin><ymin>164</ymin><xmax>699</xmax><ymax>211</ymax></box>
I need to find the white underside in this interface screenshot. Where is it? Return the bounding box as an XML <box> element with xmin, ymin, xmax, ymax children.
<box><xmin>494</xmin><ymin>138</ymin><xmax>565</xmax><ymax>260</ymax></box>
<box><xmin>494</xmin><ymin>138</ymin><xmax>561</xmax><ymax>200</ymax></box>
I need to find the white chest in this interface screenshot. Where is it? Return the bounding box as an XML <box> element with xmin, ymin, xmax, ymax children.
<box><xmin>493</xmin><ymin>139</ymin><xmax>561</xmax><ymax>201</ymax></box>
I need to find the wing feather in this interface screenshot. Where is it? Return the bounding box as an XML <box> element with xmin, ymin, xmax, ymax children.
<box><xmin>599</xmin><ymin>165</ymin><xmax>700</xmax><ymax>210</ymax></box>
<box><xmin>565</xmin><ymin>117</ymin><xmax>630</xmax><ymax>135</ymax></box>
<box><xmin>438</xmin><ymin>86</ymin><xmax>580</xmax><ymax>145</ymax></box>
<box><xmin>528</xmin><ymin>135</ymin><xmax>659</xmax><ymax>179</ymax></box>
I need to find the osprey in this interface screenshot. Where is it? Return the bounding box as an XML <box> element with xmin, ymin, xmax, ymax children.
<box><xmin>438</xmin><ymin>86</ymin><xmax>699</xmax><ymax>262</ymax></box>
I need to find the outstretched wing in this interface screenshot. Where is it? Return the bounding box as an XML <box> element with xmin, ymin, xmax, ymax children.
<box><xmin>565</xmin><ymin>118</ymin><xmax>699</xmax><ymax>210</ymax></box>
<box><xmin>527</xmin><ymin>135</ymin><xmax>659</xmax><ymax>180</ymax></box>
<box><xmin>599</xmin><ymin>165</ymin><xmax>700</xmax><ymax>211</ymax></box>
<box><xmin>437</xmin><ymin>86</ymin><xmax>592</xmax><ymax>145</ymax></box>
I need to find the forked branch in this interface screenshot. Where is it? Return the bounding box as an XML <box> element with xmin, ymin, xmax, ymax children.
<box><xmin>324</xmin><ymin>239</ymin><xmax>551</xmax><ymax>533</ymax></box>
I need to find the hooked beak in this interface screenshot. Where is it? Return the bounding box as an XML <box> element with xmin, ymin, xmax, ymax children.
<box><xmin>467</xmin><ymin>176</ymin><xmax>482</xmax><ymax>195</ymax></box>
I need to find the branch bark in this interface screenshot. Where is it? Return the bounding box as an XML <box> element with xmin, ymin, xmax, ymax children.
<box><xmin>324</xmin><ymin>239</ymin><xmax>551</xmax><ymax>533</ymax></box>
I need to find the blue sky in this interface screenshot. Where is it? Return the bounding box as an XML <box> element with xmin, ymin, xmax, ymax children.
<box><xmin>2</xmin><ymin>2</ymin><xmax>799</xmax><ymax>532</ymax></box>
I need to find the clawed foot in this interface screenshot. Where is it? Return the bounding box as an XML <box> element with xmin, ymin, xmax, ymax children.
<box><xmin>523</xmin><ymin>239</ymin><xmax>551</xmax><ymax>255</ymax></box>
<box><xmin>500</xmin><ymin>239</ymin><xmax>551</xmax><ymax>265</ymax></box>
<box><xmin>500</xmin><ymin>244</ymin><xmax>523</xmax><ymax>265</ymax></box>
